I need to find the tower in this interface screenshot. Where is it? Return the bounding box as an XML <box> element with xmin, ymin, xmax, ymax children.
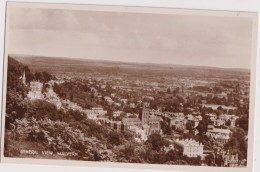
<box><xmin>140</xmin><ymin>108</ymin><xmax>149</xmax><ymax>125</ymax></box>
<box><xmin>22</xmin><ymin>70</ymin><xmax>26</xmax><ymax>85</ymax></box>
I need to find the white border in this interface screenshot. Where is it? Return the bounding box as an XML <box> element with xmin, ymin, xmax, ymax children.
<box><xmin>0</xmin><ymin>1</ymin><xmax>259</xmax><ymax>172</ymax></box>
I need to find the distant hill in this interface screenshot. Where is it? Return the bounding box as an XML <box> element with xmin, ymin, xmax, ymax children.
<box><xmin>9</xmin><ymin>54</ymin><xmax>250</xmax><ymax>80</ymax></box>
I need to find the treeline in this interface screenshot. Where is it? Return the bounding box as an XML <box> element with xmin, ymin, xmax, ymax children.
<box><xmin>53</xmin><ymin>80</ymin><xmax>97</xmax><ymax>109</ymax></box>
<box><xmin>52</xmin><ymin>80</ymin><xmax>140</xmax><ymax>115</ymax></box>
<box><xmin>25</xmin><ymin>66</ymin><xmax>54</xmax><ymax>84</ymax></box>
<box><xmin>6</xmin><ymin>57</ymin><xmax>29</xmax><ymax>129</ymax></box>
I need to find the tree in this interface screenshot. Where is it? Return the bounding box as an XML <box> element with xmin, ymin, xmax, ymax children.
<box><xmin>196</xmin><ymin>118</ymin><xmax>209</xmax><ymax>135</ymax></box>
<box><xmin>41</xmin><ymin>83</ymin><xmax>50</xmax><ymax>94</ymax></box>
<box><xmin>24</xmin><ymin>66</ymin><xmax>34</xmax><ymax>84</ymax></box>
<box><xmin>109</xmin><ymin>131</ymin><xmax>122</xmax><ymax>146</ymax></box>
<box><xmin>122</xmin><ymin>144</ymin><xmax>135</xmax><ymax>160</ymax></box>
<box><xmin>204</xmin><ymin>153</ymin><xmax>214</xmax><ymax>166</ymax></box>
<box><xmin>146</xmin><ymin>133</ymin><xmax>167</xmax><ymax>151</ymax></box>
<box><xmin>5</xmin><ymin>89</ymin><xmax>28</xmax><ymax>129</ymax></box>
<box><xmin>161</xmin><ymin>121</ymin><xmax>172</xmax><ymax>135</ymax></box>
<box><xmin>186</xmin><ymin>121</ymin><xmax>194</xmax><ymax>131</ymax></box>
<box><xmin>226</xmin><ymin>120</ymin><xmax>231</xmax><ymax>126</ymax></box>
<box><xmin>166</xmin><ymin>150</ymin><xmax>178</xmax><ymax>161</ymax></box>
<box><xmin>34</xmin><ymin>72</ymin><xmax>42</xmax><ymax>81</ymax></box>
<box><xmin>224</xmin><ymin>128</ymin><xmax>247</xmax><ymax>160</ymax></box>
<box><xmin>215</xmin><ymin>154</ymin><xmax>224</xmax><ymax>166</ymax></box>
<box><xmin>236</xmin><ymin>116</ymin><xmax>248</xmax><ymax>132</ymax></box>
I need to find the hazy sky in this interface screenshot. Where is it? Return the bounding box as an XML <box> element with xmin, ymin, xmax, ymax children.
<box><xmin>8</xmin><ymin>7</ymin><xmax>253</xmax><ymax>69</ymax></box>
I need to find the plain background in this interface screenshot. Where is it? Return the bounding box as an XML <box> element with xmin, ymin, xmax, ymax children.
<box><xmin>0</xmin><ymin>0</ymin><xmax>259</xmax><ymax>172</ymax></box>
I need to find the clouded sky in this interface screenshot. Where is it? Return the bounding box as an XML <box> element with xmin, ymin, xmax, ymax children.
<box><xmin>8</xmin><ymin>7</ymin><xmax>253</xmax><ymax>69</ymax></box>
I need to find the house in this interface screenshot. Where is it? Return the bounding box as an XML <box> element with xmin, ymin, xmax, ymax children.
<box><xmin>104</xmin><ymin>96</ymin><xmax>114</xmax><ymax>105</ymax></box>
<box><xmin>121</xmin><ymin>99</ymin><xmax>128</xmax><ymax>104</ymax></box>
<box><xmin>206</xmin><ymin>113</ymin><xmax>217</xmax><ymax>121</ymax></box>
<box><xmin>113</xmin><ymin>111</ymin><xmax>122</xmax><ymax>117</ymax></box>
<box><xmin>130</xmin><ymin>103</ymin><xmax>136</xmax><ymax>108</ymax></box>
<box><xmin>168</xmin><ymin>113</ymin><xmax>186</xmax><ymax>130</ymax></box>
<box><xmin>100</xmin><ymin>85</ymin><xmax>106</xmax><ymax>89</ymax></box>
<box><xmin>206</xmin><ymin>127</ymin><xmax>231</xmax><ymax>144</ymax></box>
<box><xmin>122</xmin><ymin>108</ymin><xmax>162</xmax><ymax>137</ymax></box>
<box><xmin>91</xmin><ymin>107</ymin><xmax>107</xmax><ymax>116</ymax></box>
<box><xmin>222</xmin><ymin>151</ymin><xmax>240</xmax><ymax>167</ymax></box>
<box><xmin>114</xmin><ymin>102</ymin><xmax>121</xmax><ymax>107</ymax></box>
<box><xmin>175</xmin><ymin>139</ymin><xmax>204</xmax><ymax>158</ymax></box>
<box><xmin>27</xmin><ymin>81</ymin><xmax>44</xmax><ymax>100</ymax></box>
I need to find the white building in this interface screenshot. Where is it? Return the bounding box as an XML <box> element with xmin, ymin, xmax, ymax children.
<box><xmin>175</xmin><ymin>139</ymin><xmax>204</xmax><ymax>158</ymax></box>
<box><xmin>113</xmin><ymin>111</ymin><xmax>122</xmax><ymax>117</ymax></box>
<box><xmin>27</xmin><ymin>81</ymin><xmax>44</xmax><ymax>100</ymax></box>
<box><xmin>91</xmin><ymin>107</ymin><xmax>107</xmax><ymax>116</ymax></box>
<box><xmin>206</xmin><ymin>113</ymin><xmax>217</xmax><ymax>121</ymax></box>
<box><xmin>130</xmin><ymin>103</ymin><xmax>136</xmax><ymax>108</ymax></box>
<box><xmin>104</xmin><ymin>96</ymin><xmax>114</xmax><ymax>105</ymax></box>
<box><xmin>206</xmin><ymin>127</ymin><xmax>231</xmax><ymax>141</ymax></box>
<box><xmin>121</xmin><ymin>99</ymin><xmax>128</xmax><ymax>104</ymax></box>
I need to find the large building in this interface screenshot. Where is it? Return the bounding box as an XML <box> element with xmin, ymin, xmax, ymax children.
<box><xmin>21</xmin><ymin>70</ymin><xmax>44</xmax><ymax>100</ymax></box>
<box><xmin>27</xmin><ymin>81</ymin><xmax>44</xmax><ymax>100</ymax></box>
<box><xmin>122</xmin><ymin>118</ymin><xmax>142</xmax><ymax>129</ymax></box>
<box><xmin>139</xmin><ymin>108</ymin><xmax>161</xmax><ymax>134</ymax></box>
<box><xmin>121</xmin><ymin>108</ymin><xmax>161</xmax><ymax>141</ymax></box>
<box><xmin>140</xmin><ymin>108</ymin><xmax>150</xmax><ymax>125</ymax></box>
<box><xmin>206</xmin><ymin>127</ymin><xmax>231</xmax><ymax>144</ymax></box>
<box><xmin>167</xmin><ymin>112</ymin><xmax>187</xmax><ymax>130</ymax></box>
<box><xmin>147</xmin><ymin>116</ymin><xmax>161</xmax><ymax>134</ymax></box>
<box><xmin>175</xmin><ymin>138</ymin><xmax>204</xmax><ymax>158</ymax></box>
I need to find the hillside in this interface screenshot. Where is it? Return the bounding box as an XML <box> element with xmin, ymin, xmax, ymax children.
<box><xmin>10</xmin><ymin>54</ymin><xmax>250</xmax><ymax>80</ymax></box>
<box><xmin>5</xmin><ymin>56</ymin><xmax>188</xmax><ymax>164</ymax></box>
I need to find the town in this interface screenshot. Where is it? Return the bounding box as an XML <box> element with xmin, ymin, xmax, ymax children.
<box><xmin>17</xmin><ymin>56</ymin><xmax>250</xmax><ymax>167</ymax></box>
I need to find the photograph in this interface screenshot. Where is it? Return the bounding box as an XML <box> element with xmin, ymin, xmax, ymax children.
<box><xmin>1</xmin><ymin>2</ymin><xmax>258</xmax><ymax>172</ymax></box>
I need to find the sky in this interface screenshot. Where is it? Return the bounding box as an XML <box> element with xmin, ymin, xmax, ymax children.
<box><xmin>8</xmin><ymin>7</ymin><xmax>253</xmax><ymax>69</ymax></box>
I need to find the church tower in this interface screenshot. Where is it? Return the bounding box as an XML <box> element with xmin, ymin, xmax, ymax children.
<box><xmin>140</xmin><ymin>108</ymin><xmax>149</xmax><ymax>125</ymax></box>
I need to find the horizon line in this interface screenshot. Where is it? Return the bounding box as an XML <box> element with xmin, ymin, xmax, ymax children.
<box><xmin>9</xmin><ymin>53</ymin><xmax>251</xmax><ymax>71</ymax></box>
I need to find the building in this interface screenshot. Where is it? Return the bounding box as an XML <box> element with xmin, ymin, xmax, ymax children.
<box><xmin>175</xmin><ymin>138</ymin><xmax>204</xmax><ymax>158</ymax></box>
<box><xmin>147</xmin><ymin>116</ymin><xmax>161</xmax><ymax>134</ymax></box>
<box><xmin>104</xmin><ymin>96</ymin><xmax>114</xmax><ymax>105</ymax></box>
<box><xmin>86</xmin><ymin>111</ymin><xmax>99</xmax><ymax>119</ymax></box>
<box><xmin>139</xmin><ymin>108</ymin><xmax>161</xmax><ymax>134</ymax></box>
<box><xmin>112</xmin><ymin>121</ymin><xmax>123</xmax><ymax>131</ymax></box>
<box><xmin>206</xmin><ymin>113</ymin><xmax>217</xmax><ymax>121</ymax></box>
<box><xmin>206</xmin><ymin>127</ymin><xmax>231</xmax><ymax>144</ymax></box>
<box><xmin>122</xmin><ymin>118</ymin><xmax>142</xmax><ymax>129</ymax></box>
<box><xmin>140</xmin><ymin>108</ymin><xmax>150</xmax><ymax>125</ymax></box>
<box><xmin>27</xmin><ymin>81</ymin><xmax>44</xmax><ymax>100</ymax></box>
<box><xmin>91</xmin><ymin>107</ymin><xmax>107</xmax><ymax>116</ymax></box>
<box><xmin>168</xmin><ymin>113</ymin><xmax>187</xmax><ymax>130</ymax></box>
<box><xmin>121</xmin><ymin>99</ymin><xmax>127</xmax><ymax>104</ymax></box>
<box><xmin>187</xmin><ymin>114</ymin><xmax>202</xmax><ymax>128</ymax></box>
<box><xmin>130</xmin><ymin>103</ymin><xmax>135</xmax><ymax>108</ymax></box>
<box><xmin>114</xmin><ymin>102</ymin><xmax>121</xmax><ymax>107</ymax></box>
<box><xmin>222</xmin><ymin>151</ymin><xmax>239</xmax><ymax>167</ymax></box>
<box><xmin>121</xmin><ymin>108</ymin><xmax>161</xmax><ymax>141</ymax></box>
<box><xmin>113</xmin><ymin>111</ymin><xmax>122</xmax><ymax>117</ymax></box>
<box><xmin>100</xmin><ymin>85</ymin><xmax>106</xmax><ymax>89</ymax></box>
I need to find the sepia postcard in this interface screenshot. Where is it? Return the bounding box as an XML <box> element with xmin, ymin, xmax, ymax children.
<box><xmin>0</xmin><ymin>2</ymin><xmax>258</xmax><ymax>172</ymax></box>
